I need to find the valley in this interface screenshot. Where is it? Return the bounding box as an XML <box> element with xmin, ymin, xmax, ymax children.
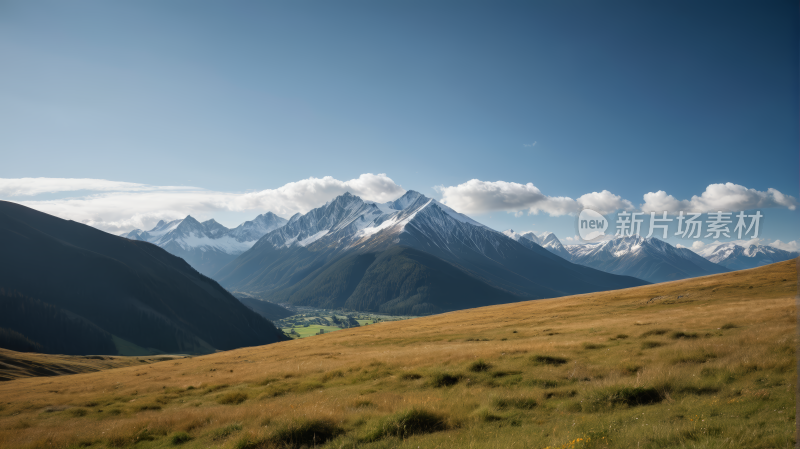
<box><xmin>274</xmin><ymin>309</ymin><xmax>415</xmax><ymax>339</ymax></box>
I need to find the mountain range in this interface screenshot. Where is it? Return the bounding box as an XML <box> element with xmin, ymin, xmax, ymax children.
<box><xmin>502</xmin><ymin>229</ymin><xmax>572</xmax><ymax>259</ymax></box>
<box><xmin>504</xmin><ymin>231</ymin><xmax>796</xmax><ymax>283</ymax></box>
<box><xmin>121</xmin><ymin>194</ymin><xmax>797</xmax><ymax>299</ymax></box>
<box><xmin>213</xmin><ymin>191</ymin><xmax>647</xmax><ymax>315</ymax></box>
<box><xmin>694</xmin><ymin>242</ymin><xmax>799</xmax><ymax>270</ymax></box>
<box><xmin>564</xmin><ymin>235</ymin><xmax>730</xmax><ymax>283</ymax></box>
<box><xmin>124</xmin><ymin>212</ymin><xmax>287</xmax><ymax>277</ymax></box>
<box><xmin>0</xmin><ymin>201</ymin><xmax>286</xmax><ymax>356</ymax></box>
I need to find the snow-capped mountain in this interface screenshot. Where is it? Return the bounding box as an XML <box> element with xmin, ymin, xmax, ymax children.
<box><xmin>216</xmin><ymin>191</ymin><xmax>647</xmax><ymax>315</ymax></box>
<box><xmin>695</xmin><ymin>242</ymin><xmax>798</xmax><ymax>270</ymax></box>
<box><xmin>565</xmin><ymin>235</ymin><xmax>728</xmax><ymax>283</ymax></box>
<box><xmin>502</xmin><ymin>230</ymin><xmax>571</xmax><ymax>260</ymax></box>
<box><xmin>123</xmin><ymin>212</ymin><xmax>287</xmax><ymax>276</ymax></box>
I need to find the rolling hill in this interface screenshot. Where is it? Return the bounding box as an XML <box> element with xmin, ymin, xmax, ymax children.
<box><xmin>0</xmin><ymin>201</ymin><xmax>286</xmax><ymax>355</ymax></box>
<box><xmin>0</xmin><ymin>258</ymin><xmax>793</xmax><ymax>448</ymax></box>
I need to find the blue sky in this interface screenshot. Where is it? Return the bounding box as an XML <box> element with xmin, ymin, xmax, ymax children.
<box><xmin>1</xmin><ymin>1</ymin><xmax>797</xmax><ymax>250</ymax></box>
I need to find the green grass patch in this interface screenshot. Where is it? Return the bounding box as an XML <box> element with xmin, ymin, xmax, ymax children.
<box><xmin>170</xmin><ymin>431</ymin><xmax>191</xmax><ymax>445</ymax></box>
<box><xmin>641</xmin><ymin>341</ymin><xmax>665</xmax><ymax>349</ymax></box>
<box><xmin>210</xmin><ymin>423</ymin><xmax>242</xmax><ymax>441</ymax></box>
<box><xmin>217</xmin><ymin>391</ymin><xmax>248</xmax><ymax>405</ymax></box>
<box><xmin>492</xmin><ymin>397</ymin><xmax>537</xmax><ymax>410</ymax></box>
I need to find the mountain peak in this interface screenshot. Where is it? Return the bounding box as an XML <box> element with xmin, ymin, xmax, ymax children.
<box><xmin>385</xmin><ymin>191</ymin><xmax>425</xmax><ymax>211</ymax></box>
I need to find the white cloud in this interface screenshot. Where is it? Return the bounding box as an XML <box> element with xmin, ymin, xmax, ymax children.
<box><xmin>4</xmin><ymin>174</ymin><xmax>405</xmax><ymax>234</ymax></box>
<box><xmin>768</xmin><ymin>240</ymin><xmax>799</xmax><ymax>253</ymax></box>
<box><xmin>642</xmin><ymin>183</ymin><xmax>797</xmax><ymax>214</ymax></box>
<box><xmin>437</xmin><ymin>179</ymin><xmax>632</xmax><ymax>216</ymax></box>
<box><xmin>0</xmin><ymin>177</ymin><xmax>195</xmax><ymax>197</ymax></box>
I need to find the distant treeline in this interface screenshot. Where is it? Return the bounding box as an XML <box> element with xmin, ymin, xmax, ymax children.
<box><xmin>0</xmin><ymin>290</ymin><xmax>117</xmax><ymax>355</ymax></box>
<box><xmin>0</xmin><ymin>327</ymin><xmax>43</xmax><ymax>353</ymax></box>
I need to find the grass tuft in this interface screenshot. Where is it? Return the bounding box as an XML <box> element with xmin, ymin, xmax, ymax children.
<box><xmin>585</xmin><ymin>386</ymin><xmax>662</xmax><ymax>410</ymax></box>
<box><xmin>530</xmin><ymin>355</ymin><xmax>568</xmax><ymax>366</ymax></box>
<box><xmin>492</xmin><ymin>397</ymin><xmax>537</xmax><ymax>410</ymax></box>
<box><xmin>721</xmin><ymin>322</ymin><xmax>739</xmax><ymax>329</ymax></box>
<box><xmin>133</xmin><ymin>403</ymin><xmax>161</xmax><ymax>412</ymax></box>
<box><xmin>266</xmin><ymin>418</ymin><xmax>342</xmax><ymax>448</ymax></box>
<box><xmin>170</xmin><ymin>431</ymin><xmax>191</xmax><ymax>445</ymax></box>
<box><xmin>366</xmin><ymin>408</ymin><xmax>447</xmax><ymax>441</ymax></box>
<box><xmin>671</xmin><ymin>331</ymin><xmax>698</xmax><ymax>339</ymax></box>
<box><xmin>469</xmin><ymin>359</ymin><xmax>492</xmax><ymax>372</ymax></box>
<box><xmin>210</xmin><ymin>423</ymin><xmax>242</xmax><ymax>441</ymax></box>
<box><xmin>217</xmin><ymin>391</ymin><xmax>248</xmax><ymax>405</ymax></box>
<box><xmin>671</xmin><ymin>351</ymin><xmax>717</xmax><ymax>364</ymax></box>
<box><xmin>429</xmin><ymin>372</ymin><xmax>461</xmax><ymax>387</ymax></box>
<box><xmin>640</xmin><ymin>329</ymin><xmax>670</xmax><ymax>337</ymax></box>
<box><xmin>69</xmin><ymin>408</ymin><xmax>88</xmax><ymax>417</ymax></box>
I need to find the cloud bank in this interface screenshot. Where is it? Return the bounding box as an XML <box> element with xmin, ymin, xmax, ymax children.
<box><xmin>435</xmin><ymin>179</ymin><xmax>797</xmax><ymax>218</ymax></box>
<box><xmin>641</xmin><ymin>183</ymin><xmax>797</xmax><ymax>214</ymax></box>
<box><xmin>436</xmin><ymin>179</ymin><xmax>632</xmax><ymax>216</ymax></box>
<box><xmin>4</xmin><ymin>174</ymin><xmax>405</xmax><ymax>234</ymax></box>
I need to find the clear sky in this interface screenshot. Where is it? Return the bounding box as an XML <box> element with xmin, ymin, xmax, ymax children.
<box><xmin>1</xmin><ymin>1</ymin><xmax>797</xmax><ymax>251</ymax></box>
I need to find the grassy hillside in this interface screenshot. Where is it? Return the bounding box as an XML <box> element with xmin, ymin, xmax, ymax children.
<box><xmin>0</xmin><ymin>259</ymin><xmax>795</xmax><ymax>448</ymax></box>
<box><xmin>0</xmin><ymin>349</ymin><xmax>185</xmax><ymax>382</ymax></box>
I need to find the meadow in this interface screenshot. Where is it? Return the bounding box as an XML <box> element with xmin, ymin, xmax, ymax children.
<box><xmin>0</xmin><ymin>259</ymin><xmax>795</xmax><ymax>448</ymax></box>
<box><xmin>275</xmin><ymin>311</ymin><xmax>412</xmax><ymax>339</ymax></box>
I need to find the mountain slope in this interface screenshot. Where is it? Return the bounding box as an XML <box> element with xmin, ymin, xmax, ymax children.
<box><xmin>0</xmin><ymin>292</ymin><xmax>116</xmax><ymax>355</ymax></box>
<box><xmin>566</xmin><ymin>235</ymin><xmax>729</xmax><ymax>283</ymax></box>
<box><xmin>502</xmin><ymin>230</ymin><xmax>571</xmax><ymax>260</ymax></box>
<box><xmin>123</xmin><ymin>213</ymin><xmax>287</xmax><ymax>277</ymax></box>
<box><xmin>217</xmin><ymin>192</ymin><xmax>647</xmax><ymax>313</ymax></box>
<box><xmin>0</xmin><ymin>201</ymin><xmax>286</xmax><ymax>355</ymax></box>
<box><xmin>696</xmin><ymin>242</ymin><xmax>799</xmax><ymax>270</ymax></box>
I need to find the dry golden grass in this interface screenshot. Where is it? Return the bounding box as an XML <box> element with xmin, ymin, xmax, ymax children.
<box><xmin>0</xmin><ymin>350</ymin><xmax>185</xmax><ymax>381</ymax></box>
<box><xmin>0</xmin><ymin>259</ymin><xmax>796</xmax><ymax>448</ymax></box>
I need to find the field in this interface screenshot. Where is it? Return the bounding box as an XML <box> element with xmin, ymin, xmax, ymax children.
<box><xmin>0</xmin><ymin>259</ymin><xmax>795</xmax><ymax>448</ymax></box>
<box><xmin>275</xmin><ymin>311</ymin><xmax>413</xmax><ymax>339</ymax></box>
